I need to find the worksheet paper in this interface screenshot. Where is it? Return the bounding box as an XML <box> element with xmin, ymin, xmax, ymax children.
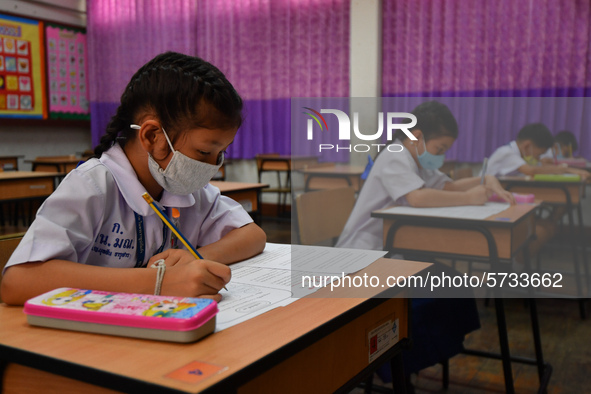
<box><xmin>215</xmin><ymin>243</ymin><xmax>386</xmax><ymax>331</ymax></box>
<box><xmin>382</xmin><ymin>202</ymin><xmax>510</xmax><ymax>220</ymax></box>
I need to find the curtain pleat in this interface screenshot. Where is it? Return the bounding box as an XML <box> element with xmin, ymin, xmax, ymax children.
<box><xmin>88</xmin><ymin>0</ymin><xmax>350</xmax><ymax>159</ymax></box>
<box><xmin>383</xmin><ymin>0</ymin><xmax>591</xmax><ymax>161</ymax></box>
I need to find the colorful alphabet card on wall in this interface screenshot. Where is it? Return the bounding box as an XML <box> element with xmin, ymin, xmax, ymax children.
<box><xmin>46</xmin><ymin>25</ymin><xmax>89</xmax><ymax>119</ymax></box>
<box><xmin>0</xmin><ymin>14</ymin><xmax>46</xmax><ymax>118</ymax></box>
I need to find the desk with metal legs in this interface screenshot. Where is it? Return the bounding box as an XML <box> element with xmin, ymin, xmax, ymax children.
<box><xmin>372</xmin><ymin>203</ymin><xmax>551</xmax><ymax>394</ymax></box>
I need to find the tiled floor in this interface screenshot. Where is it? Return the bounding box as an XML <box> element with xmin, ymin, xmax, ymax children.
<box><xmin>260</xmin><ymin>217</ymin><xmax>591</xmax><ymax>394</ymax></box>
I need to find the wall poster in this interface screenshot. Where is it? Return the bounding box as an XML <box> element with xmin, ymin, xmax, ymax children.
<box><xmin>46</xmin><ymin>24</ymin><xmax>89</xmax><ymax>119</ymax></box>
<box><xmin>0</xmin><ymin>14</ymin><xmax>46</xmax><ymax>118</ymax></box>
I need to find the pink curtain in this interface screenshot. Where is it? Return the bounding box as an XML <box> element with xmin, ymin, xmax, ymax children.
<box><xmin>87</xmin><ymin>0</ymin><xmax>350</xmax><ymax>158</ymax></box>
<box><xmin>382</xmin><ymin>0</ymin><xmax>591</xmax><ymax>161</ymax></box>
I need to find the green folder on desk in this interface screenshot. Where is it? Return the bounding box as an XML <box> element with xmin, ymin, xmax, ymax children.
<box><xmin>533</xmin><ymin>174</ymin><xmax>581</xmax><ymax>182</ymax></box>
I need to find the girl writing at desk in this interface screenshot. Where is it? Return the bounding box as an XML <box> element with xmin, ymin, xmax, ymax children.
<box><xmin>1</xmin><ymin>52</ymin><xmax>266</xmax><ymax>305</ymax></box>
<box><xmin>336</xmin><ymin>100</ymin><xmax>514</xmax><ymax>388</ymax></box>
<box><xmin>336</xmin><ymin>100</ymin><xmax>514</xmax><ymax>251</ymax></box>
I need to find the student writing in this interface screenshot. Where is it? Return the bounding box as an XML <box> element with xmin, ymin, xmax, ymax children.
<box><xmin>1</xmin><ymin>52</ymin><xmax>267</xmax><ymax>305</ymax></box>
<box><xmin>336</xmin><ymin>100</ymin><xmax>515</xmax><ymax>251</ymax></box>
<box><xmin>485</xmin><ymin>123</ymin><xmax>589</xmax><ymax>179</ymax></box>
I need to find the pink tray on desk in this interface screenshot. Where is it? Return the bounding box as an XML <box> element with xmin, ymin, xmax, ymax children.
<box><xmin>24</xmin><ymin>288</ymin><xmax>218</xmax><ymax>343</ymax></box>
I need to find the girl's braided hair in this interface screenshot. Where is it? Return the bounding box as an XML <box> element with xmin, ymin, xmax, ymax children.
<box><xmin>94</xmin><ymin>52</ymin><xmax>243</xmax><ymax>157</ymax></box>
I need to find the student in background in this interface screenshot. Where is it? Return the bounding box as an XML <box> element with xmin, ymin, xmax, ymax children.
<box><xmin>336</xmin><ymin>100</ymin><xmax>514</xmax><ymax>251</ymax></box>
<box><xmin>540</xmin><ymin>130</ymin><xmax>579</xmax><ymax>164</ymax></box>
<box><xmin>335</xmin><ymin>100</ymin><xmax>491</xmax><ymax>388</ymax></box>
<box><xmin>1</xmin><ymin>52</ymin><xmax>266</xmax><ymax>305</ymax></box>
<box><xmin>485</xmin><ymin>123</ymin><xmax>588</xmax><ymax>179</ymax></box>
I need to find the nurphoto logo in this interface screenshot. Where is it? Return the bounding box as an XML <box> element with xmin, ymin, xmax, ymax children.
<box><xmin>303</xmin><ymin>107</ymin><xmax>417</xmax><ymax>153</ymax></box>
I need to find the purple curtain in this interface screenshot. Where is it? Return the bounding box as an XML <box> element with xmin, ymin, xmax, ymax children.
<box><xmin>382</xmin><ymin>0</ymin><xmax>591</xmax><ymax>161</ymax></box>
<box><xmin>87</xmin><ymin>0</ymin><xmax>200</xmax><ymax>148</ymax></box>
<box><xmin>87</xmin><ymin>0</ymin><xmax>350</xmax><ymax>159</ymax></box>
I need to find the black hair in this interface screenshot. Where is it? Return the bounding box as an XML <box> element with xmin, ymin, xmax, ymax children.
<box><xmin>554</xmin><ymin>130</ymin><xmax>578</xmax><ymax>152</ymax></box>
<box><xmin>94</xmin><ymin>52</ymin><xmax>243</xmax><ymax>157</ymax></box>
<box><xmin>516</xmin><ymin>123</ymin><xmax>554</xmax><ymax>150</ymax></box>
<box><xmin>394</xmin><ymin>100</ymin><xmax>459</xmax><ymax>142</ymax></box>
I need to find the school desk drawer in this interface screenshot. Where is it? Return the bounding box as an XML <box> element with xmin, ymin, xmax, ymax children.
<box><xmin>0</xmin><ymin>177</ymin><xmax>55</xmax><ymax>200</ymax></box>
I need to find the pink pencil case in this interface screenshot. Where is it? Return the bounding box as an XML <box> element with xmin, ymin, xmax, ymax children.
<box><xmin>24</xmin><ymin>288</ymin><xmax>217</xmax><ymax>343</ymax></box>
<box><xmin>489</xmin><ymin>192</ymin><xmax>535</xmax><ymax>204</ymax></box>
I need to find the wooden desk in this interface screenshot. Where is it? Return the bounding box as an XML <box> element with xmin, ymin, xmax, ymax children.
<box><xmin>0</xmin><ymin>171</ymin><xmax>63</xmax><ymax>201</ymax></box>
<box><xmin>0</xmin><ymin>155</ymin><xmax>23</xmax><ymax>171</ymax></box>
<box><xmin>499</xmin><ymin>176</ymin><xmax>589</xmax><ymax>313</ymax></box>
<box><xmin>28</xmin><ymin>156</ymin><xmax>82</xmax><ymax>174</ymax></box>
<box><xmin>0</xmin><ymin>258</ymin><xmax>430</xmax><ymax>394</ymax></box>
<box><xmin>372</xmin><ymin>204</ymin><xmax>550</xmax><ymax>394</ymax></box>
<box><xmin>210</xmin><ymin>181</ymin><xmax>268</xmax><ymax>224</ymax></box>
<box><xmin>256</xmin><ymin>155</ymin><xmax>319</xmax><ymax>172</ymax></box>
<box><xmin>499</xmin><ymin>176</ymin><xmax>585</xmax><ymax>204</ymax></box>
<box><xmin>0</xmin><ymin>171</ymin><xmax>63</xmax><ymax>227</ymax></box>
<box><xmin>373</xmin><ymin>204</ymin><xmax>538</xmax><ymax>261</ymax></box>
<box><xmin>302</xmin><ymin>164</ymin><xmax>365</xmax><ymax>192</ymax></box>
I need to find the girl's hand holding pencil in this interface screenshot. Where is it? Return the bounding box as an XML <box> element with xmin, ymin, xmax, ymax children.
<box><xmin>148</xmin><ymin>249</ymin><xmax>231</xmax><ymax>302</ymax></box>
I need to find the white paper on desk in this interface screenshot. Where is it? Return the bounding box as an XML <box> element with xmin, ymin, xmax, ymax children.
<box><xmin>215</xmin><ymin>243</ymin><xmax>386</xmax><ymax>331</ymax></box>
<box><xmin>216</xmin><ymin>283</ymin><xmax>296</xmax><ymax>331</ymax></box>
<box><xmin>231</xmin><ymin>243</ymin><xmax>386</xmax><ymax>273</ymax></box>
<box><xmin>382</xmin><ymin>202</ymin><xmax>510</xmax><ymax>220</ymax></box>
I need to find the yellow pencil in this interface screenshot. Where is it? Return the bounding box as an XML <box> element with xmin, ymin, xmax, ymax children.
<box><xmin>142</xmin><ymin>193</ymin><xmax>228</xmax><ymax>291</ymax></box>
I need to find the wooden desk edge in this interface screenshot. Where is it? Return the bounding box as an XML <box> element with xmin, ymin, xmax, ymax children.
<box><xmin>0</xmin><ymin>258</ymin><xmax>429</xmax><ymax>393</ymax></box>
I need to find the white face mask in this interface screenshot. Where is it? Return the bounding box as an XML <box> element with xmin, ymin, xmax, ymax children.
<box><xmin>131</xmin><ymin>124</ymin><xmax>223</xmax><ymax>195</ymax></box>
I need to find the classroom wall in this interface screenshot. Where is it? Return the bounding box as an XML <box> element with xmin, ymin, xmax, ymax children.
<box><xmin>3</xmin><ymin>0</ymin><xmax>591</xmax><ymax>226</ymax></box>
<box><xmin>0</xmin><ymin>1</ymin><xmax>89</xmax><ymax>170</ymax></box>
<box><xmin>0</xmin><ymin>124</ymin><xmax>91</xmax><ymax>171</ymax></box>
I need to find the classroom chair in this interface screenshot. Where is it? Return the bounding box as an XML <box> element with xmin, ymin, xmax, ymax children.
<box><xmin>256</xmin><ymin>153</ymin><xmax>292</xmax><ymax>218</ymax></box>
<box><xmin>294</xmin><ymin>186</ymin><xmax>356</xmax><ymax>246</ymax></box>
<box><xmin>0</xmin><ymin>233</ymin><xmax>24</xmax><ymax>303</ymax></box>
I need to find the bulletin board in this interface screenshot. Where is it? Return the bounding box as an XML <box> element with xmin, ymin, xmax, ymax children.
<box><xmin>0</xmin><ymin>14</ymin><xmax>46</xmax><ymax>118</ymax></box>
<box><xmin>46</xmin><ymin>24</ymin><xmax>89</xmax><ymax>119</ymax></box>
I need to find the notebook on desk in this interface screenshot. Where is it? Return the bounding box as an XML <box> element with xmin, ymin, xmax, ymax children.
<box><xmin>533</xmin><ymin>174</ymin><xmax>581</xmax><ymax>182</ymax></box>
<box><xmin>381</xmin><ymin>202</ymin><xmax>510</xmax><ymax>220</ymax></box>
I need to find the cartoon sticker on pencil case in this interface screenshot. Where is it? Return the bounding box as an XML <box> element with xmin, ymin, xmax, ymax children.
<box><xmin>143</xmin><ymin>300</ymin><xmax>198</xmax><ymax>318</ymax></box>
<box><xmin>0</xmin><ymin>55</ymin><xmax>4</xmax><ymax>71</ymax></box>
<box><xmin>0</xmin><ymin>76</ymin><xmax>4</xmax><ymax>90</ymax></box>
<box><xmin>0</xmin><ymin>94</ymin><xmax>6</xmax><ymax>109</ymax></box>
<box><xmin>0</xmin><ymin>38</ymin><xmax>3</xmax><ymax>53</ymax></box>
<box><xmin>82</xmin><ymin>294</ymin><xmax>114</xmax><ymax>311</ymax></box>
<box><xmin>42</xmin><ymin>289</ymin><xmax>92</xmax><ymax>306</ymax></box>
<box><xmin>48</xmin><ymin>38</ymin><xmax>56</xmax><ymax>51</ymax></box>
<box><xmin>16</xmin><ymin>40</ymin><xmax>28</xmax><ymax>56</ymax></box>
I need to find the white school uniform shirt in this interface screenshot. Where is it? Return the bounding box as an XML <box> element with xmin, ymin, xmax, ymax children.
<box><xmin>5</xmin><ymin>144</ymin><xmax>252</xmax><ymax>272</ymax></box>
<box><xmin>335</xmin><ymin>142</ymin><xmax>451</xmax><ymax>251</ymax></box>
<box><xmin>484</xmin><ymin>141</ymin><xmax>526</xmax><ymax>176</ymax></box>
